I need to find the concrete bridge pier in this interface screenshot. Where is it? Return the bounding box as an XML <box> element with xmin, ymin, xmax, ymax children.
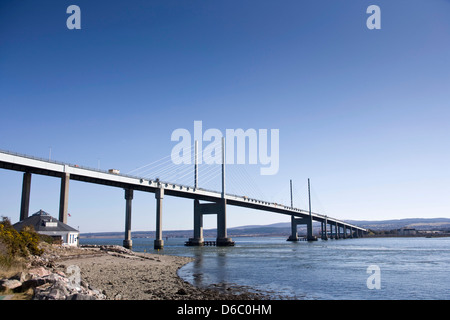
<box><xmin>154</xmin><ymin>187</ymin><xmax>164</xmax><ymax>250</ymax></box>
<box><xmin>332</xmin><ymin>223</ymin><xmax>337</xmax><ymax>239</ymax></box>
<box><xmin>187</xmin><ymin>199</ymin><xmax>234</xmax><ymax>246</ymax></box>
<box><xmin>306</xmin><ymin>218</ymin><xmax>316</xmax><ymax>241</ymax></box>
<box><xmin>287</xmin><ymin>216</ymin><xmax>316</xmax><ymax>241</ymax></box>
<box><xmin>20</xmin><ymin>172</ymin><xmax>32</xmax><ymax>221</ymax></box>
<box><xmin>59</xmin><ymin>172</ymin><xmax>70</xmax><ymax>224</ymax></box>
<box><xmin>287</xmin><ymin>215</ymin><xmax>300</xmax><ymax>241</ymax></box>
<box><xmin>188</xmin><ymin>199</ymin><xmax>204</xmax><ymax>246</ymax></box>
<box><xmin>320</xmin><ymin>221</ymin><xmax>324</xmax><ymax>239</ymax></box>
<box><xmin>321</xmin><ymin>218</ymin><xmax>328</xmax><ymax>240</ymax></box>
<box><xmin>123</xmin><ymin>189</ymin><xmax>133</xmax><ymax>249</ymax></box>
<box><xmin>216</xmin><ymin>199</ymin><xmax>234</xmax><ymax>246</ymax></box>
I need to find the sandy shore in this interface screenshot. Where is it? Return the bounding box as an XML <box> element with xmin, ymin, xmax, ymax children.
<box><xmin>54</xmin><ymin>245</ymin><xmax>270</xmax><ymax>300</ymax></box>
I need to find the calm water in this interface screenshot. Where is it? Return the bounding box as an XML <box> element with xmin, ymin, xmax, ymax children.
<box><xmin>80</xmin><ymin>236</ymin><xmax>450</xmax><ymax>300</ymax></box>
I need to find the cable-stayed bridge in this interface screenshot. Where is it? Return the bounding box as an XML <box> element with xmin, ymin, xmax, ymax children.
<box><xmin>0</xmin><ymin>142</ymin><xmax>367</xmax><ymax>249</ymax></box>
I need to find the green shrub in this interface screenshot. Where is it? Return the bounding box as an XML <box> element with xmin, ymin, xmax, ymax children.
<box><xmin>19</xmin><ymin>225</ymin><xmax>44</xmax><ymax>256</ymax></box>
<box><xmin>0</xmin><ymin>217</ymin><xmax>44</xmax><ymax>260</ymax></box>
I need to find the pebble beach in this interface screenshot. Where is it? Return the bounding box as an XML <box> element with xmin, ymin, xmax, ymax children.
<box><xmin>1</xmin><ymin>243</ymin><xmax>270</xmax><ymax>300</ymax></box>
<box><xmin>59</xmin><ymin>245</ymin><xmax>271</xmax><ymax>300</ymax></box>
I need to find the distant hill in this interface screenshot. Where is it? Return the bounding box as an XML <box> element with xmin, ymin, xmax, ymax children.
<box><xmin>231</xmin><ymin>218</ymin><xmax>450</xmax><ymax>232</ymax></box>
<box><xmin>80</xmin><ymin>218</ymin><xmax>450</xmax><ymax>239</ymax></box>
<box><xmin>344</xmin><ymin>218</ymin><xmax>450</xmax><ymax>231</ymax></box>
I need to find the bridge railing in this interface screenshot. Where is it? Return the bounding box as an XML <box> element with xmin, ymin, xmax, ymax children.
<box><xmin>0</xmin><ymin>148</ymin><xmax>137</xmax><ymax>178</ymax></box>
<box><xmin>0</xmin><ymin>148</ymin><xmax>199</xmax><ymax>188</ymax></box>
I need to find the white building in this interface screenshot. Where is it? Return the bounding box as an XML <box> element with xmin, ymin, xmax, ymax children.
<box><xmin>13</xmin><ymin>210</ymin><xmax>79</xmax><ymax>246</ymax></box>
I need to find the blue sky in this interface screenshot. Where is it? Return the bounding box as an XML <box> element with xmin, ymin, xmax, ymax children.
<box><xmin>1</xmin><ymin>0</ymin><xmax>449</xmax><ymax>233</ymax></box>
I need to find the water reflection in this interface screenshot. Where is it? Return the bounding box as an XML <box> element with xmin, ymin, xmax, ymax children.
<box><xmin>184</xmin><ymin>246</ymin><xmax>233</xmax><ymax>289</ymax></box>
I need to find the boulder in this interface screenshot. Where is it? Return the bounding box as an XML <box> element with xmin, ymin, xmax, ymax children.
<box><xmin>0</xmin><ymin>279</ymin><xmax>22</xmax><ymax>291</ymax></box>
<box><xmin>68</xmin><ymin>293</ymin><xmax>96</xmax><ymax>300</ymax></box>
<box><xmin>11</xmin><ymin>271</ymin><xmax>30</xmax><ymax>282</ymax></box>
<box><xmin>21</xmin><ymin>278</ymin><xmax>47</xmax><ymax>290</ymax></box>
<box><xmin>28</xmin><ymin>266</ymin><xmax>52</xmax><ymax>278</ymax></box>
<box><xmin>34</xmin><ymin>280</ymin><xmax>70</xmax><ymax>300</ymax></box>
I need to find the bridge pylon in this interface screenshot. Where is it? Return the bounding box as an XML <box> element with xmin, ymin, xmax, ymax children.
<box><xmin>186</xmin><ymin>137</ymin><xmax>234</xmax><ymax>246</ymax></box>
<box><xmin>287</xmin><ymin>179</ymin><xmax>317</xmax><ymax>242</ymax></box>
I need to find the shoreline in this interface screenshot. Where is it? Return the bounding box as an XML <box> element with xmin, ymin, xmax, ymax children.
<box><xmin>54</xmin><ymin>245</ymin><xmax>273</xmax><ymax>300</ymax></box>
<box><xmin>2</xmin><ymin>243</ymin><xmax>274</xmax><ymax>300</ymax></box>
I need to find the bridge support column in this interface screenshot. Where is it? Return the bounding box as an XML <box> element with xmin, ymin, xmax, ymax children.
<box><xmin>287</xmin><ymin>217</ymin><xmax>316</xmax><ymax>241</ymax></box>
<box><xmin>187</xmin><ymin>199</ymin><xmax>234</xmax><ymax>247</ymax></box>
<box><xmin>322</xmin><ymin>218</ymin><xmax>328</xmax><ymax>240</ymax></box>
<box><xmin>335</xmin><ymin>223</ymin><xmax>340</xmax><ymax>239</ymax></box>
<box><xmin>20</xmin><ymin>172</ymin><xmax>32</xmax><ymax>221</ymax></box>
<box><xmin>123</xmin><ymin>189</ymin><xmax>133</xmax><ymax>249</ymax></box>
<box><xmin>306</xmin><ymin>218</ymin><xmax>316</xmax><ymax>241</ymax></box>
<box><xmin>59</xmin><ymin>172</ymin><xmax>70</xmax><ymax>224</ymax></box>
<box><xmin>188</xmin><ymin>199</ymin><xmax>204</xmax><ymax>246</ymax></box>
<box><xmin>343</xmin><ymin>225</ymin><xmax>347</xmax><ymax>239</ymax></box>
<box><xmin>154</xmin><ymin>188</ymin><xmax>164</xmax><ymax>250</ymax></box>
<box><xmin>216</xmin><ymin>199</ymin><xmax>233</xmax><ymax>246</ymax></box>
<box><xmin>320</xmin><ymin>222</ymin><xmax>323</xmax><ymax>239</ymax></box>
<box><xmin>287</xmin><ymin>215</ymin><xmax>299</xmax><ymax>241</ymax></box>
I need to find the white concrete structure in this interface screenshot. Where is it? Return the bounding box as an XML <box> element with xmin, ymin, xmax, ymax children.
<box><xmin>13</xmin><ymin>210</ymin><xmax>79</xmax><ymax>246</ymax></box>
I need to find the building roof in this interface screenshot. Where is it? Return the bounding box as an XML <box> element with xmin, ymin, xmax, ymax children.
<box><xmin>13</xmin><ymin>210</ymin><xmax>78</xmax><ymax>233</ymax></box>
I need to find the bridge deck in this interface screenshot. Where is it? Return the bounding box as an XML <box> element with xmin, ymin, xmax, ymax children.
<box><xmin>0</xmin><ymin>149</ymin><xmax>366</xmax><ymax>232</ymax></box>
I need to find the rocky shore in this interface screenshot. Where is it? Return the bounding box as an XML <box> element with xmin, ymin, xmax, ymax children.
<box><xmin>0</xmin><ymin>244</ymin><xmax>271</xmax><ymax>300</ymax></box>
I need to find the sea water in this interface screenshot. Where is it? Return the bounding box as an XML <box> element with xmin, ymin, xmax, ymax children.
<box><xmin>80</xmin><ymin>236</ymin><xmax>450</xmax><ymax>300</ymax></box>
